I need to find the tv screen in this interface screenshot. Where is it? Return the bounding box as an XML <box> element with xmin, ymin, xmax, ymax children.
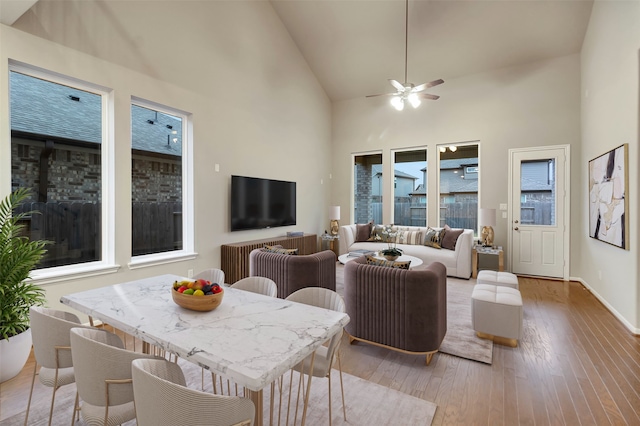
<box><xmin>230</xmin><ymin>175</ymin><xmax>296</xmax><ymax>231</ymax></box>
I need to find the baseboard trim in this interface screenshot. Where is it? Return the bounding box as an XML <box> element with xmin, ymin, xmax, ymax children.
<box><xmin>571</xmin><ymin>276</ymin><xmax>639</xmax><ymax>336</ymax></box>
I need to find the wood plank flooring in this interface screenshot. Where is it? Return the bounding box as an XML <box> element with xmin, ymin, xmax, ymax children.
<box><xmin>2</xmin><ymin>275</ymin><xmax>639</xmax><ymax>425</ymax></box>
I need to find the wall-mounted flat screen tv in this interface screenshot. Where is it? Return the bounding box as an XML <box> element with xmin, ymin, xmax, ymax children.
<box><xmin>230</xmin><ymin>175</ymin><xmax>296</xmax><ymax>231</ymax></box>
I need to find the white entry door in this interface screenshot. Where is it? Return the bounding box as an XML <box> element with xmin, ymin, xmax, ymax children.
<box><xmin>509</xmin><ymin>146</ymin><xmax>569</xmax><ymax>279</ymax></box>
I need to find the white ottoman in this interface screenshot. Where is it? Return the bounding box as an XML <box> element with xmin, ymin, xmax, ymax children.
<box><xmin>471</xmin><ymin>284</ymin><xmax>523</xmax><ymax>347</ymax></box>
<box><xmin>477</xmin><ymin>270</ymin><xmax>519</xmax><ymax>290</ymax></box>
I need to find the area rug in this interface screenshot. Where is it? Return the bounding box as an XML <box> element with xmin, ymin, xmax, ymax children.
<box><xmin>438</xmin><ymin>277</ymin><xmax>493</xmax><ymax>364</ymax></box>
<box><xmin>1</xmin><ymin>358</ymin><xmax>436</xmax><ymax>426</ymax></box>
<box><xmin>336</xmin><ymin>265</ymin><xmax>493</xmax><ymax>365</ymax></box>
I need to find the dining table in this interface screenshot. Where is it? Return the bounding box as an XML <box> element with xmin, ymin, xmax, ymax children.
<box><xmin>60</xmin><ymin>274</ymin><xmax>350</xmax><ymax>426</ymax></box>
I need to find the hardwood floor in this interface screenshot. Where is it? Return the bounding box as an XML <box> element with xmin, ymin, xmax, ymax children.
<box><xmin>2</xmin><ymin>275</ymin><xmax>639</xmax><ymax>425</ymax></box>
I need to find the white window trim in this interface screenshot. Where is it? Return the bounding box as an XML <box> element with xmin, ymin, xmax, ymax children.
<box><xmin>128</xmin><ymin>96</ymin><xmax>195</xmax><ymax>269</ymax></box>
<box><xmin>9</xmin><ymin>60</ymin><xmax>118</xmax><ymax>283</ymax></box>
<box><xmin>436</xmin><ymin>140</ymin><xmax>481</xmax><ymax>232</ymax></box>
<box><xmin>391</xmin><ymin>146</ymin><xmax>428</xmax><ymax>226</ymax></box>
<box><xmin>351</xmin><ymin>150</ymin><xmax>383</xmax><ymax>225</ymax></box>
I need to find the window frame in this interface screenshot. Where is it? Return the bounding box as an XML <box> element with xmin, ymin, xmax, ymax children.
<box><xmin>128</xmin><ymin>96</ymin><xmax>195</xmax><ymax>269</ymax></box>
<box><xmin>351</xmin><ymin>150</ymin><xmax>383</xmax><ymax>225</ymax></box>
<box><xmin>436</xmin><ymin>141</ymin><xmax>481</xmax><ymax>234</ymax></box>
<box><xmin>391</xmin><ymin>146</ymin><xmax>428</xmax><ymax>227</ymax></box>
<box><xmin>9</xmin><ymin>60</ymin><xmax>118</xmax><ymax>284</ymax></box>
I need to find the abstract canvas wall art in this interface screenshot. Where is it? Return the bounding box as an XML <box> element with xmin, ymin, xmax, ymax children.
<box><xmin>589</xmin><ymin>144</ymin><xmax>628</xmax><ymax>249</ymax></box>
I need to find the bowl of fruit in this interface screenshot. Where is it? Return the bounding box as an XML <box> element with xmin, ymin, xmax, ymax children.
<box><xmin>172</xmin><ymin>278</ymin><xmax>224</xmax><ymax>311</ymax></box>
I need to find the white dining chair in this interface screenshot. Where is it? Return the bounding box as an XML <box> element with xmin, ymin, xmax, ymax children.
<box><xmin>285</xmin><ymin>287</ymin><xmax>347</xmax><ymax>426</ymax></box>
<box><xmin>231</xmin><ymin>276</ymin><xmax>278</xmax><ymax>297</ymax></box>
<box><xmin>132</xmin><ymin>358</ymin><xmax>255</xmax><ymax>426</ymax></box>
<box><xmin>24</xmin><ymin>307</ymin><xmax>94</xmax><ymax>426</ymax></box>
<box><xmin>70</xmin><ymin>327</ymin><xmax>162</xmax><ymax>426</ymax></box>
<box><xmin>193</xmin><ymin>268</ymin><xmax>225</xmax><ymax>285</ymax></box>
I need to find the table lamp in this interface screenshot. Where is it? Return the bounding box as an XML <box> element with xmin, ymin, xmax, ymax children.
<box><xmin>329</xmin><ymin>206</ymin><xmax>340</xmax><ymax>236</ymax></box>
<box><xmin>479</xmin><ymin>208</ymin><xmax>496</xmax><ymax>247</ymax></box>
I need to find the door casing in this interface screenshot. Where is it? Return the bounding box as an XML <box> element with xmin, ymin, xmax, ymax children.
<box><xmin>507</xmin><ymin>145</ymin><xmax>570</xmax><ymax>280</ymax></box>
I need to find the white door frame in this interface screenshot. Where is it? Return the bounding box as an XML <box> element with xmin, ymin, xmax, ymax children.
<box><xmin>507</xmin><ymin>145</ymin><xmax>570</xmax><ymax>280</ymax></box>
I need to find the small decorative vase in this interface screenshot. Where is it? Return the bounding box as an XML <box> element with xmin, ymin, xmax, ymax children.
<box><xmin>384</xmin><ymin>254</ymin><xmax>399</xmax><ymax>261</ymax></box>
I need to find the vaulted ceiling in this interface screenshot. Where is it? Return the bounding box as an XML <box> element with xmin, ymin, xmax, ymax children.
<box><xmin>270</xmin><ymin>0</ymin><xmax>594</xmax><ymax>101</ymax></box>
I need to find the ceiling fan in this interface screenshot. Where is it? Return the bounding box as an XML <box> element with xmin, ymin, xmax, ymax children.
<box><xmin>366</xmin><ymin>0</ymin><xmax>444</xmax><ymax>110</ymax></box>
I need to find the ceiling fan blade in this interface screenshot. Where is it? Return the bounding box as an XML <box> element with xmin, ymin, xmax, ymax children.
<box><xmin>389</xmin><ymin>79</ymin><xmax>405</xmax><ymax>92</ymax></box>
<box><xmin>419</xmin><ymin>93</ymin><xmax>440</xmax><ymax>100</ymax></box>
<box><xmin>366</xmin><ymin>92</ymin><xmax>397</xmax><ymax>98</ymax></box>
<box><xmin>412</xmin><ymin>79</ymin><xmax>445</xmax><ymax>93</ymax></box>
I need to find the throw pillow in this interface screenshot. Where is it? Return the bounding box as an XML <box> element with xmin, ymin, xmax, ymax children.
<box><xmin>262</xmin><ymin>245</ymin><xmax>298</xmax><ymax>255</ymax></box>
<box><xmin>365</xmin><ymin>255</ymin><xmax>411</xmax><ymax>270</ymax></box>
<box><xmin>440</xmin><ymin>224</ymin><xmax>464</xmax><ymax>251</ymax></box>
<box><xmin>355</xmin><ymin>222</ymin><xmax>373</xmax><ymax>242</ymax></box>
<box><xmin>367</xmin><ymin>224</ymin><xmax>385</xmax><ymax>242</ymax></box>
<box><xmin>400</xmin><ymin>230</ymin><xmax>424</xmax><ymax>245</ymax></box>
<box><xmin>423</xmin><ymin>227</ymin><xmax>442</xmax><ymax>249</ymax></box>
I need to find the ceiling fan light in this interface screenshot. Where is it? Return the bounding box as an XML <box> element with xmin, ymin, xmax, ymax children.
<box><xmin>390</xmin><ymin>96</ymin><xmax>404</xmax><ymax>111</ymax></box>
<box><xmin>408</xmin><ymin>93</ymin><xmax>421</xmax><ymax>108</ymax></box>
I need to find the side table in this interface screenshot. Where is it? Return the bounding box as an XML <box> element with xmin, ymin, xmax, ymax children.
<box><xmin>321</xmin><ymin>234</ymin><xmax>340</xmax><ymax>258</ymax></box>
<box><xmin>472</xmin><ymin>246</ymin><xmax>504</xmax><ymax>279</ymax></box>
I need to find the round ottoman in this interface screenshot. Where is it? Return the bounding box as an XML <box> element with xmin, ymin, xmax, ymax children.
<box><xmin>471</xmin><ymin>284</ymin><xmax>523</xmax><ymax>347</ymax></box>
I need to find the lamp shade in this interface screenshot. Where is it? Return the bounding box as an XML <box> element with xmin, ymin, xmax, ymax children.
<box><xmin>479</xmin><ymin>208</ymin><xmax>496</xmax><ymax>227</ymax></box>
<box><xmin>329</xmin><ymin>206</ymin><xmax>341</xmax><ymax>221</ymax></box>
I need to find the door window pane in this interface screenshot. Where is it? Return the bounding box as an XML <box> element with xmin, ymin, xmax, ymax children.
<box><xmin>131</xmin><ymin>104</ymin><xmax>184</xmax><ymax>256</ymax></box>
<box><xmin>393</xmin><ymin>149</ymin><xmax>426</xmax><ymax>226</ymax></box>
<box><xmin>353</xmin><ymin>153</ymin><xmax>382</xmax><ymax>224</ymax></box>
<box><xmin>10</xmin><ymin>71</ymin><xmax>103</xmax><ymax>268</ymax></box>
<box><xmin>520</xmin><ymin>159</ymin><xmax>555</xmax><ymax>225</ymax></box>
<box><xmin>439</xmin><ymin>144</ymin><xmax>478</xmax><ymax>231</ymax></box>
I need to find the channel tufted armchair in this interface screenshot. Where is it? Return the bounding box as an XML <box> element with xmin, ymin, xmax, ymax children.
<box><xmin>343</xmin><ymin>256</ymin><xmax>447</xmax><ymax>365</ymax></box>
<box><xmin>249</xmin><ymin>249</ymin><xmax>336</xmax><ymax>298</ymax></box>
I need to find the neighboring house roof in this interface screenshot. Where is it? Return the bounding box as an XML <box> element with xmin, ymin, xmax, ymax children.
<box><xmin>371</xmin><ymin>164</ymin><xmax>419</xmax><ymax>180</ymax></box>
<box><xmin>521</xmin><ymin>176</ymin><xmax>553</xmax><ymax>191</ymax></box>
<box><xmin>440</xmin><ymin>173</ymin><xmax>479</xmax><ymax>194</ymax></box>
<box><xmin>10</xmin><ymin>71</ymin><xmax>182</xmax><ymax>156</ymax></box>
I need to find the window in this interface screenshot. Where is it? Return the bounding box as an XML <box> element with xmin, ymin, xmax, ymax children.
<box><xmin>392</xmin><ymin>148</ymin><xmax>427</xmax><ymax>226</ymax></box>
<box><xmin>130</xmin><ymin>99</ymin><xmax>192</xmax><ymax>260</ymax></box>
<box><xmin>10</xmin><ymin>67</ymin><xmax>110</xmax><ymax>271</ymax></box>
<box><xmin>353</xmin><ymin>153</ymin><xmax>382</xmax><ymax>225</ymax></box>
<box><xmin>438</xmin><ymin>143</ymin><xmax>479</xmax><ymax>231</ymax></box>
<box><xmin>520</xmin><ymin>159</ymin><xmax>555</xmax><ymax>225</ymax></box>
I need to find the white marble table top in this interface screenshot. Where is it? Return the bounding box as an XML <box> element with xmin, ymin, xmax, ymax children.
<box><xmin>60</xmin><ymin>274</ymin><xmax>350</xmax><ymax>392</ymax></box>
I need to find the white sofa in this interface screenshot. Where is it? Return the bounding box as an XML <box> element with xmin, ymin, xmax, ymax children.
<box><xmin>338</xmin><ymin>224</ymin><xmax>473</xmax><ymax>279</ymax></box>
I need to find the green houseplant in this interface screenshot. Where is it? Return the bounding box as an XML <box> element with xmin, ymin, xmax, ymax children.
<box><xmin>0</xmin><ymin>188</ymin><xmax>49</xmax><ymax>382</ymax></box>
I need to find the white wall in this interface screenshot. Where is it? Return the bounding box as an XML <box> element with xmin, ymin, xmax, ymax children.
<box><xmin>580</xmin><ymin>1</ymin><xmax>639</xmax><ymax>332</ymax></box>
<box><xmin>0</xmin><ymin>1</ymin><xmax>332</xmax><ymax>311</ymax></box>
<box><xmin>331</xmin><ymin>54</ymin><xmax>582</xmax><ymax>269</ymax></box>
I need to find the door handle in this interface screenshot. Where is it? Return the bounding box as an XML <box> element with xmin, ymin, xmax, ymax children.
<box><xmin>514</xmin><ymin>220</ymin><xmax>519</xmax><ymax>224</ymax></box>
<box><xmin>514</xmin><ymin>227</ymin><xmax>519</xmax><ymax>231</ymax></box>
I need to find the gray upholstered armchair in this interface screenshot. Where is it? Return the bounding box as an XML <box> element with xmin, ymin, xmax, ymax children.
<box><xmin>343</xmin><ymin>256</ymin><xmax>447</xmax><ymax>365</ymax></box>
<box><xmin>249</xmin><ymin>249</ymin><xmax>336</xmax><ymax>298</ymax></box>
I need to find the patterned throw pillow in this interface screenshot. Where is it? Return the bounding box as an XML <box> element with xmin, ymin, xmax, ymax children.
<box><xmin>368</xmin><ymin>224</ymin><xmax>390</xmax><ymax>242</ymax></box>
<box><xmin>365</xmin><ymin>255</ymin><xmax>411</xmax><ymax>269</ymax></box>
<box><xmin>440</xmin><ymin>224</ymin><xmax>464</xmax><ymax>250</ymax></box>
<box><xmin>423</xmin><ymin>227</ymin><xmax>442</xmax><ymax>249</ymax></box>
<box><xmin>262</xmin><ymin>245</ymin><xmax>298</xmax><ymax>255</ymax></box>
<box><xmin>399</xmin><ymin>230</ymin><xmax>424</xmax><ymax>245</ymax></box>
